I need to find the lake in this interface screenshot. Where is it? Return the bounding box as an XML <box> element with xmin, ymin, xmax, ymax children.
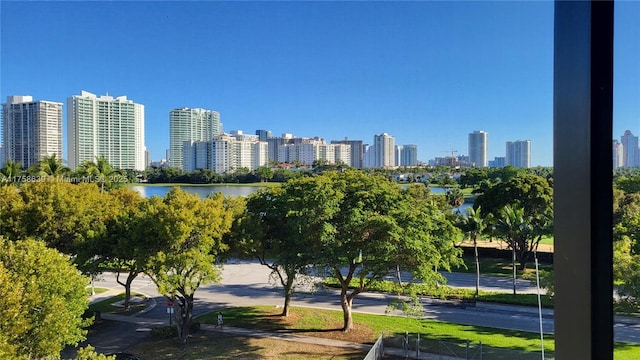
<box><xmin>130</xmin><ymin>184</ymin><xmax>453</xmax><ymax>198</ymax></box>
<box><xmin>128</xmin><ymin>184</ymin><xmax>264</xmax><ymax>198</ymax></box>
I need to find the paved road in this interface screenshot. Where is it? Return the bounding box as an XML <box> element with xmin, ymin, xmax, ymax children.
<box><xmin>91</xmin><ymin>260</ymin><xmax>640</xmax><ymax>345</ymax></box>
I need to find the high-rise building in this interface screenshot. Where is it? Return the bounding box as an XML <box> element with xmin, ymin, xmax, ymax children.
<box><xmin>468</xmin><ymin>130</ymin><xmax>488</xmax><ymax>167</ymax></box>
<box><xmin>506</xmin><ymin>140</ymin><xmax>532</xmax><ymax>168</ymax></box>
<box><xmin>68</xmin><ymin>91</ymin><xmax>145</xmax><ymax>171</ymax></box>
<box><xmin>621</xmin><ymin>130</ymin><xmax>639</xmax><ymax>167</ymax></box>
<box><xmin>255</xmin><ymin>129</ymin><xmax>272</xmax><ymax>142</ymax></box>
<box><xmin>400</xmin><ymin>144</ymin><xmax>418</xmax><ymax>166</ymax></box>
<box><xmin>330</xmin><ymin>138</ymin><xmax>363</xmax><ymax>169</ymax></box>
<box><xmin>373</xmin><ymin>133</ymin><xmax>395</xmax><ymax>168</ymax></box>
<box><xmin>2</xmin><ymin>95</ymin><xmax>63</xmax><ymax>169</ymax></box>
<box><xmin>489</xmin><ymin>156</ymin><xmax>506</xmax><ymax>168</ymax></box>
<box><xmin>613</xmin><ymin>140</ymin><xmax>624</xmax><ymax>169</ymax></box>
<box><xmin>182</xmin><ymin>131</ymin><xmax>268</xmax><ymax>173</ymax></box>
<box><xmin>169</xmin><ymin>107</ymin><xmax>222</xmax><ymax>169</ymax></box>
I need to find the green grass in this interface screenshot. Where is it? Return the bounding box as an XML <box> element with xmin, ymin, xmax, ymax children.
<box><xmin>323</xmin><ymin>277</ymin><xmax>555</xmax><ymax>308</ymax></box>
<box><xmin>86</xmin><ymin>292</ymin><xmax>146</xmax><ymax>315</ymax></box>
<box><xmin>195</xmin><ymin>305</ymin><xmax>640</xmax><ymax>359</ymax></box>
<box><xmin>452</xmin><ymin>256</ymin><xmax>554</xmax><ymax>277</ymax></box>
<box><xmin>538</xmin><ymin>235</ymin><xmax>554</xmax><ymax>246</ymax></box>
<box><xmin>85</xmin><ymin>287</ymin><xmax>109</xmax><ymax>296</ymax></box>
<box><xmin>197</xmin><ymin>306</ymin><xmax>555</xmax><ymax>356</ymax></box>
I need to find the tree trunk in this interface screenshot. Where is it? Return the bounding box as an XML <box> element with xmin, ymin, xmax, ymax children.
<box><xmin>116</xmin><ymin>271</ymin><xmax>138</xmax><ymax>311</ymax></box>
<box><xmin>474</xmin><ymin>237</ymin><xmax>480</xmax><ymax>297</ymax></box>
<box><xmin>340</xmin><ymin>294</ymin><xmax>354</xmax><ymax>332</ymax></box>
<box><xmin>177</xmin><ymin>295</ymin><xmax>194</xmax><ymax>348</ymax></box>
<box><xmin>282</xmin><ymin>276</ymin><xmax>295</xmax><ymax>317</ymax></box>
<box><xmin>512</xmin><ymin>247</ymin><xmax>517</xmax><ymax>295</ymax></box>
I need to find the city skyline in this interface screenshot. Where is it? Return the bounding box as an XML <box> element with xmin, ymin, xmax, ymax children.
<box><xmin>2</xmin><ymin>1</ymin><xmax>639</xmax><ymax>167</ymax></box>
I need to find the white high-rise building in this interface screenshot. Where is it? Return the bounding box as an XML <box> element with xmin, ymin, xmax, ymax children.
<box><xmin>373</xmin><ymin>133</ymin><xmax>395</xmax><ymax>168</ymax></box>
<box><xmin>68</xmin><ymin>91</ymin><xmax>145</xmax><ymax>171</ymax></box>
<box><xmin>331</xmin><ymin>138</ymin><xmax>363</xmax><ymax>168</ymax></box>
<box><xmin>329</xmin><ymin>143</ymin><xmax>352</xmax><ymax>166</ymax></box>
<box><xmin>613</xmin><ymin>140</ymin><xmax>624</xmax><ymax>169</ymax></box>
<box><xmin>506</xmin><ymin>140</ymin><xmax>532</xmax><ymax>168</ymax></box>
<box><xmin>169</xmin><ymin>107</ymin><xmax>222</xmax><ymax>170</ymax></box>
<box><xmin>621</xmin><ymin>130</ymin><xmax>639</xmax><ymax>167</ymax></box>
<box><xmin>2</xmin><ymin>96</ymin><xmax>63</xmax><ymax>169</ymax></box>
<box><xmin>182</xmin><ymin>131</ymin><xmax>268</xmax><ymax>173</ymax></box>
<box><xmin>468</xmin><ymin>130</ymin><xmax>488</xmax><ymax>167</ymax></box>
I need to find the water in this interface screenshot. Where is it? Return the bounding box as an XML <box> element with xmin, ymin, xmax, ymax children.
<box><xmin>128</xmin><ymin>184</ymin><xmax>474</xmax><ymax>214</ymax></box>
<box><xmin>128</xmin><ymin>184</ymin><xmax>263</xmax><ymax>198</ymax></box>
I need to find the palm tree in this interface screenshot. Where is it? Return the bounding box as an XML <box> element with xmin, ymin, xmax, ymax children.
<box><xmin>0</xmin><ymin>160</ymin><xmax>22</xmax><ymax>184</ymax></box>
<box><xmin>457</xmin><ymin>206</ymin><xmax>489</xmax><ymax>297</ymax></box>
<box><xmin>37</xmin><ymin>154</ymin><xmax>69</xmax><ymax>177</ymax></box>
<box><xmin>77</xmin><ymin>156</ymin><xmax>122</xmax><ymax>192</ymax></box>
<box><xmin>445</xmin><ymin>187</ymin><xmax>465</xmax><ymax>213</ymax></box>
<box><xmin>494</xmin><ymin>204</ymin><xmax>528</xmax><ymax>295</ymax></box>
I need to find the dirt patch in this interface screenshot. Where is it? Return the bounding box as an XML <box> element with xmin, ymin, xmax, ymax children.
<box><xmin>132</xmin><ymin>332</ymin><xmax>368</xmax><ymax>360</ymax></box>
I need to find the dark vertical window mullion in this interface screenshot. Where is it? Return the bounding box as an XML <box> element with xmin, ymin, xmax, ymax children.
<box><xmin>553</xmin><ymin>0</ymin><xmax>614</xmax><ymax>359</ymax></box>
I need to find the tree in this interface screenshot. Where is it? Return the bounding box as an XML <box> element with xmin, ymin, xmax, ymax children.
<box><xmin>314</xmin><ymin>171</ymin><xmax>462</xmax><ymax>331</ymax></box>
<box><xmin>493</xmin><ymin>205</ymin><xmax>553</xmax><ymax>294</ymax></box>
<box><xmin>255</xmin><ymin>166</ymin><xmax>274</xmax><ymax>183</ymax></box>
<box><xmin>445</xmin><ymin>187</ymin><xmax>465</xmax><ymax>213</ymax></box>
<box><xmin>78</xmin><ymin>189</ymin><xmax>150</xmax><ymax>310</ymax></box>
<box><xmin>77</xmin><ymin>156</ymin><xmax>124</xmax><ymax>192</ymax></box>
<box><xmin>456</xmin><ymin>206</ymin><xmax>489</xmax><ymax>297</ymax></box>
<box><xmin>146</xmin><ymin>188</ymin><xmax>235</xmax><ymax>346</ymax></box>
<box><xmin>235</xmin><ymin>176</ymin><xmax>340</xmax><ymax>316</ymax></box>
<box><xmin>458</xmin><ymin>167</ymin><xmax>489</xmax><ymax>189</ymax></box>
<box><xmin>4</xmin><ymin>182</ymin><xmax>114</xmax><ymax>255</ymax></box>
<box><xmin>35</xmin><ymin>153</ymin><xmax>70</xmax><ymax>177</ymax></box>
<box><xmin>474</xmin><ymin>173</ymin><xmax>553</xmax><ymax>219</ymax></box>
<box><xmin>613</xmin><ymin>188</ymin><xmax>640</xmax><ymax>306</ymax></box>
<box><xmin>0</xmin><ymin>160</ymin><xmax>22</xmax><ymax>184</ymax></box>
<box><xmin>616</xmin><ymin>174</ymin><xmax>640</xmax><ymax>194</ymax></box>
<box><xmin>0</xmin><ymin>238</ymin><xmax>90</xmax><ymax>359</ymax></box>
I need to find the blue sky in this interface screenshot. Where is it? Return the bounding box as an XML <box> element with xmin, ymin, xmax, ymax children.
<box><xmin>1</xmin><ymin>1</ymin><xmax>638</xmax><ymax>167</ymax></box>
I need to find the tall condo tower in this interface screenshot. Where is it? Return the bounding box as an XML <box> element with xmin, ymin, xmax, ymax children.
<box><xmin>621</xmin><ymin>130</ymin><xmax>639</xmax><ymax>168</ymax></box>
<box><xmin>468</xmin><ymin>130</ymin><xmax>488</xmax><ymax>167</ymax></box>
<box><xmin>506</xmin><ymin>140</ymin><xmax>532</xmax><ymax>168</ymax></box>
<box><xmin>2</xmin><ymin>96</ymin><xmax>63</xmax><ymax>168</ymax></box>
<box><xmin>373</xmin><ymin>133</ymin><xmax>395</xmax><ymax>168</ymax></box>
<box><xmin>67</xmin><ymin>91</ymin><xmax>145</xmax><ymax>171</ymax></box>
<box><xmin>170</xmin><ymin>108</ymin><xmax>221</xmax><ymax>169</ymax></box>
<box><xmin>331</xmin><ymin>137</ymin><xmax>364</xmax><ymax>168</ymax></box>
<box><xmin>613</xmin><ymin>140</ymin><xmax>624</xmax><ymax>169</ymax></box>
<box><xmin>400</xmin><ymin>144</ymin><xmax>418</xmax><ymax>166</ymax></box>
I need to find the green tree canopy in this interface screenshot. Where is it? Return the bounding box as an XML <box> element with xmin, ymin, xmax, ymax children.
<box><xmin>474</xmin><ymin>173</ymin><xmax>553</xmax><ymax>219</ymax></box>
<box><xmin>76</xmin><ymin>156</ymin><xmax>124</xmax><ymax>192</ymax></box>
<box><xmin>235</xmin><ymin>175</ymin><xmax>341</xmax><ymax>316</ymax></box>
<box><xmin>312</xmin><ymin>171</ymin><xmax>462</xmax><ymax>331</ymax></box>
<box><xmin>3</xmin><ymin>182</ymin><xmax>116</xmax><ymax>255</ymax></box>
<box><xmin>0</xmin><ymin>238</ymin><xmax>90</xmax><ymax>359</ymax></box>
<box><xmin>146</xmin><ymin>188</ymin><xmax>235</xmax><ymax>346</ymax></box>
<box><xmin>34</xmin><ymin>153</ymin><xmax>70</xmax><ymax>177</ymax></box>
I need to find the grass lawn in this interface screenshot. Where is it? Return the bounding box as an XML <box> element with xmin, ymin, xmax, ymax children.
<box><xmin>198</xmin><ymin>306</ymin><xmax>640</xmax><ymax>360</ymax></box>
<box><xmin>196</xmin><ymin>306</ymin><xmax>555</xmax><ymax>357</ymax></box>
<box><xmin>452</xmin><ymin>256</ymin><xmax>553</xmax><ymax>277</ymax></box>
<box><xmin>193</xmin><ymin>306</ymin><xmax>639</xmax><ymax>360</ymax></box>
<box><xmin>85</xmin><ymin>287</ymin><xmax>109</xmax><ymax>296</ymax></box>
<box><xmin>86</xmin><ymin>292</ymin><xmax>149</xmax><ymax>316</ymax></box>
